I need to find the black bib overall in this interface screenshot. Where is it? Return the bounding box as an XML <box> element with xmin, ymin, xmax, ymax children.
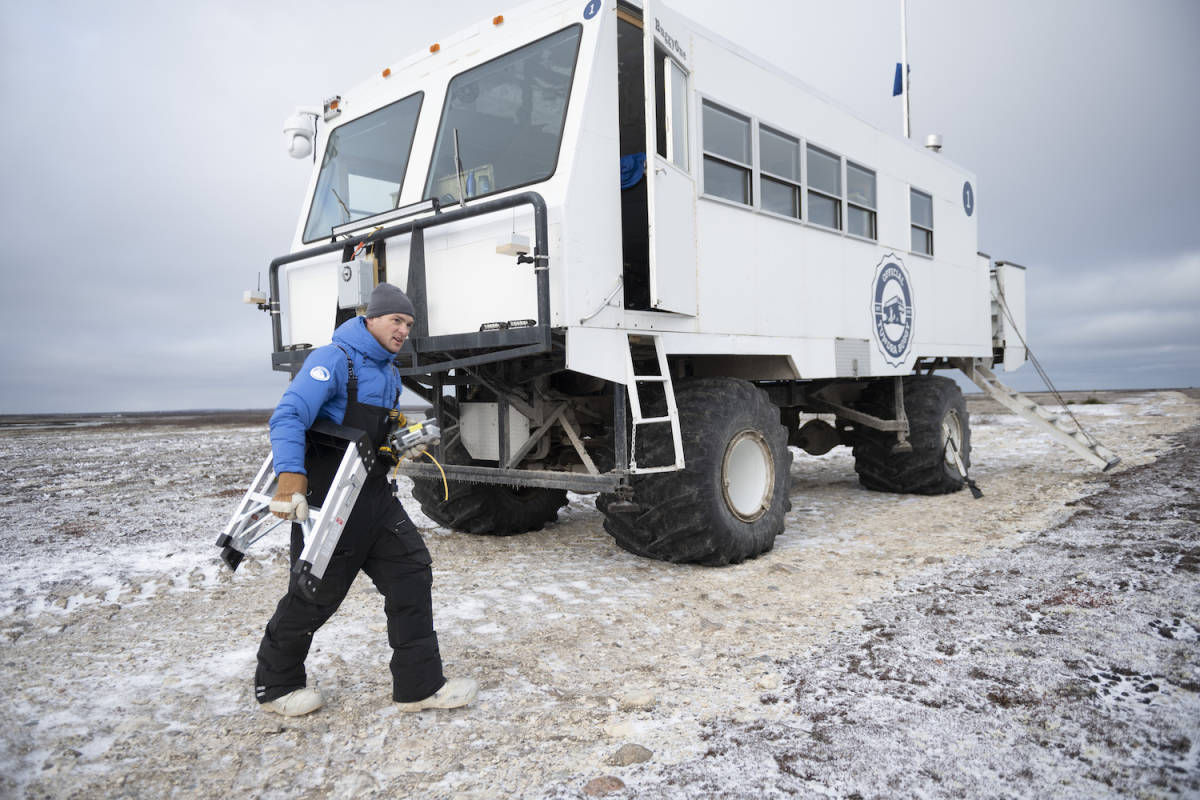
<box><xmin>255</xmin><ymin>350</ymin><xmax>446</xmax><ymax>704</ymax></box>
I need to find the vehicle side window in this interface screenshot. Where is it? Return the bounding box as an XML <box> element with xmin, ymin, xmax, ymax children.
<box><xmin>697</xmin><ymin>103</ymin><xmax>881</xmax><ymax>241</ymax></box>
<box><xmin>806</xmin><ymin>145</ymin><xmax>841</xmax><ymax>230</ymax></box>
<box><xmin>847</xmin><ymin>162</ymin><xmax>877</xmax><ymax>240</ymax></box>
<box><xmin>911</xmin><ymin>188</ymin><xmax>934</xmax><ymax>255</ymax></box>
<box><xmin>654</xmin><ymin>48</ymin><xmax>689</xmax><ymax>171</ymax></box>
<box><xmin>760</xmin><ymin>126</ymin><xmax>801</xmax><ymax>219</ymax></box>
<box><xmin>702</xmin><ymin>100</ymin><xmax>751</xmax><ymax>205</ymax></box>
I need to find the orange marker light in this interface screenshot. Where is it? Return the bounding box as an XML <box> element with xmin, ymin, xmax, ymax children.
<box><xmin>382</xmin><ymin>68</ymin><xmax>391</xmax><ymax>78</ymax></box>
<box><xmin>430</xmin><ymin>43</ymin><xmax>440</xmax><ymax>53</ymax></box>
<box><xmin>328</xmin><ymin>99</ymin><xmax>339</xmax><ymax>111</ymax></box>
<box><xmin>493</xmin><ymin>15</ymin><xmax>504</xmax><ymax>25</ymax></box>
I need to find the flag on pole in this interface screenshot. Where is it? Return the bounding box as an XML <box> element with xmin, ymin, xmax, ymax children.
<box><xmin>892</xmin><ymin>63</ymin><xmax>908</xmax><ymax>96</ymax></box>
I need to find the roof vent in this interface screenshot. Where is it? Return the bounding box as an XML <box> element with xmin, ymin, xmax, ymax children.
<box><xmin>925</xmin><ymin>134</ymin><xmax>943</xmax><ymax>152</ymax></box>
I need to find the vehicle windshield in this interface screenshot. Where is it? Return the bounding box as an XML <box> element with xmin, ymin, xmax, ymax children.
<box><xmin>425</xmin><ymin>25</ymin><xmax>582</xmax><ymax>204</ymax></box>
<box><xmin>302</xmin><ymin>93</ymin><xmax>423</xmax><ymax>243</ymax></box>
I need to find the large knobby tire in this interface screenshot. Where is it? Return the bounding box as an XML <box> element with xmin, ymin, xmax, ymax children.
<box><xmin>597</xmin><ymin>378</ymin><xmax>792</xmax><ymax>565</ymax></box>
<box><xmin>410</xmin><ymin>400</ymin><xmax>568</xmax><ymax>536</ymax></box>
<box><xmin>852</xmin><ymin>375</ymin><xmax>970</xmax><ymax>495</ymax></box>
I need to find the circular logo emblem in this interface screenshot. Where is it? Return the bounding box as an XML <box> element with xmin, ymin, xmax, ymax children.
<box><xmin>309</xmin><ymin>365</ymin><xmax>331</xmax><ymax>382</ymax></box>
<box><xmin>871</xmin><ymin>255</ymin><xmax>914</xmax><ymax>367</ymax></box>
<box><xmin>962</xmin><ymin>181</ymin><xmax>975</xmax><ymax>217</ymax></box>
<box><xmin>583</xmin><ymin>0</ymin><xmax>601</xmax><ymax>20</ymax></box>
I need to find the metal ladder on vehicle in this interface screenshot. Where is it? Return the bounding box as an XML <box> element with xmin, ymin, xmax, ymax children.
<box><xmin>955</xmin><ymin>358</ymin><xmax>1120</xmax><ymax>471</ymax></box>
<box><xmin>624</xmin><ymin>333</ymin><xmax>685</xmax><ymax>474</ymax></box>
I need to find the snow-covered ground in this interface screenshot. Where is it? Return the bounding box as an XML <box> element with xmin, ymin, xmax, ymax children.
<box><xmin>0</xmin><ymin>391</ymin><xmax>1196</xmax><ymax>798</ymax></box>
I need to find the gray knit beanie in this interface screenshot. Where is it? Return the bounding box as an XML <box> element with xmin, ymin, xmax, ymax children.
<box><xmin>365</xmin><ymin>283</ymin><xmax>415</xmax><ymax>318</ymax></box>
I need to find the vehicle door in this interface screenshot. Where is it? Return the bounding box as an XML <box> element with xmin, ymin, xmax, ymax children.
<box><xmin>643</xmin><ymin>0</ymin><xmax>697</xmax><ymax>315</ymax></box>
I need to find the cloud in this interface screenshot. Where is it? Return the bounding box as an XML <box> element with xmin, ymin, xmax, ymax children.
<box><xmin>3</xmin><ymin>0</ymin><xmax>1199</xmax><ymax>411</ymax></box>
<box><xmin>995</xmin><ymin>252</ymin><xmax>1200</xmax><ymax>390</ymax></box>
<box><xmin>1029</xmin><ymin>252</ymin><xmax>1200</xmax><ymax>345</ymax></box>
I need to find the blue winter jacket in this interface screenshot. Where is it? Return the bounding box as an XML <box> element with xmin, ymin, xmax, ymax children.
<box><xmin>269</xmin><ymin>316</ymin><xmax>403</xmax><ymax>475</ymax></box>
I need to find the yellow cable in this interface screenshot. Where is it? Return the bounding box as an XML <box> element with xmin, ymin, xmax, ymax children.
<box><xmin>390</xmin><ymin>448</ymin><xmax>450</xmax><ymax>501</ymax></box>
<box><xmin>420</xmin><ymin>449</ymin><xmax>450</xmax><ymax>501</ymax></box>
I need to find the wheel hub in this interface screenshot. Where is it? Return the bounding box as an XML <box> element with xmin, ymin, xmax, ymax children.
<box><xmin>942</xmin><ymin>409</ymin><xmax>965</xmax><ymax>475</ymax></box>
<box><xmin>721</xmin><ymin>430</ymin><xmax>774</xmax><ymax>522</ymax></box>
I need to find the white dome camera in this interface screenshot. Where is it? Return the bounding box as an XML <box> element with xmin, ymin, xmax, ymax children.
<box><xmin>283</xmin><ymin>109</ymin><xmax>320</xmax><ymax>159</ymax></box>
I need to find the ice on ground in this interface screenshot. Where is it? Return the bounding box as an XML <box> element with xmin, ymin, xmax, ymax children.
<box><xmin>0</xmin><ymin>392</ymin><xmax>1196</xmax><ymax>799</ymax></box>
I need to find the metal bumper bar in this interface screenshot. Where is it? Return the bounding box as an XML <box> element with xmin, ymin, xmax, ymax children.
<box><xmin>266</xmin><ymin>191</ymin><xmax>552</xmax><ymax>375</ymax></box>
<box><xmin>397</xmin><ymin>461</ymin><xmax>620</xmax><ymax>493</ymax></box>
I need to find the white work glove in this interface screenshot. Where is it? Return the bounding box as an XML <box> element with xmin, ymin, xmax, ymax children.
<box><xmin>269</xmin><ymin>493</ymin><xmax>309</xmax><ymax>521</ymax></box>
<box><xmin>270</xmin><ymin>472</ymin><xmax>309</xmax><ymax>521</ymax></box>
<box><xmin>399</xmin><ymin>444</ymin><xmax>428</xmax><ymax>462</ymax></box>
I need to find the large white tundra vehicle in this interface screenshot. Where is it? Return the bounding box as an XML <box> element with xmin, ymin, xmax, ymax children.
<box><xmin>255</xmin><ymin>0</ymin><xmax>1114</xmax><ymax>565</ymax></box>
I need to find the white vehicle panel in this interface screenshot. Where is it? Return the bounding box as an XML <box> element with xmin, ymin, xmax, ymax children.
<box><xmin>560</xmin><ymin>6</ymin><xmax>624</xmax><ymax>332</ymax></box>
<box><xmin>459</xmin><ymin>402</ymin><xmax>532</xmax><ymax>462</ymax></box>
<box><xmin>566</xmin><ymin>326</ymin><xmax>628</xmax><ymax>386</ymax></box>
<box><xmin>423</xmin><ymin>221</ymin><xmax>540</xmax><ymax>337</ymax></box>
<box><xmin>285</xmin><ymin>255</ymin><xmax>341</xmax><ymax>348</ymax></box>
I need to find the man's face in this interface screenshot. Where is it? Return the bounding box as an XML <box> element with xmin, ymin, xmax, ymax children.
<box><xmin>365</xmin><ymin>313</ymin><xmax>415</xmax><ymax>353</ymax></box>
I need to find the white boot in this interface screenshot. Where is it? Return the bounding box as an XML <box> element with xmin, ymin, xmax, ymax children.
<box><xmin>395</xmin><ymin>678</ymin><xmax>478</xmax><ymax>712</ymax></box>
<box><xmin>261</xmin><ymin>687</ymin><xmax>324</xmax><ymax>717</ymax></box>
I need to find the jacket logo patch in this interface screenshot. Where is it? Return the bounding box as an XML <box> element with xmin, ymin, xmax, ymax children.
<box><xmin>309</xmin><ymin>366</ymin><xmax>331</xmax><ymax>382</ymax></box>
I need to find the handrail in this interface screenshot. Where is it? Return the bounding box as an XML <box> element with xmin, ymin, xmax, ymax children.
<box><xmin>267</xmin><ymin>191</ymin><xmax>551</xmax><ymax>373</ymax></box>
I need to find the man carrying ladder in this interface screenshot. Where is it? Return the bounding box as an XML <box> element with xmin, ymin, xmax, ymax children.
<box><xmin>255</xmin><ymin>283</ymin><xmax>477</xmax><ymax>717</ymax></box>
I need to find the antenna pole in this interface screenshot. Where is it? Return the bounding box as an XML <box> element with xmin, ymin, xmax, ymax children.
<box><xmin>900</xmin><ymin>0</ymin><xmax>911</xmax><ymax>139</ymax></box>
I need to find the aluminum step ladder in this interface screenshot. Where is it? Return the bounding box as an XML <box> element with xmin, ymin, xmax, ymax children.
<box><xmin>955</xmin><ymin>358</ymin><xmax>1120</xmax><ymax>471</ymax></box>
<box><xmin>215</xmin><ymin>423</ymin><xmax>374</xmax><ymax>598</ymax></box>
<box><xmin>624</xmin><ymin>333</ymin><xmax>685</xmax><ymax>474</ymax></box>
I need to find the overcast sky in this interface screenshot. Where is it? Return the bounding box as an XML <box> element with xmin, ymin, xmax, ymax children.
<box><xmin>2</xmin><ymin>0</ymin><xmax>1197</xmax><ymax>413</ymax></box>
